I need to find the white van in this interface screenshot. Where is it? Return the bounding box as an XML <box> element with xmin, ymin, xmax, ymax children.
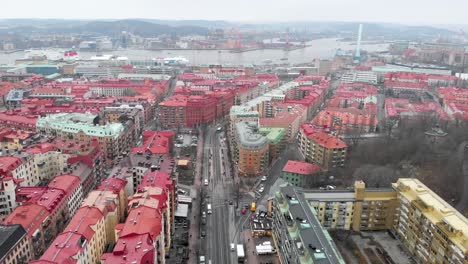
<box><xmin>230</xmin><ymin>243</ymin><xmax>235</xmax><ymax>251</ymax></box>
<box><xmin>207</xmin><ymin>204</ymin><xmax>212</xmax><ymax>214</ymax></box>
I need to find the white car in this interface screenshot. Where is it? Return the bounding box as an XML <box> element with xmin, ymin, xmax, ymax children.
<box><xmin>204</xmin><ymin>179</ymin><xmax>209</xmax><ymax>186</ymax></box>
<box><xmin>261</xmin><ymin>176</ymin><xmax>267</xmax><ymax>181</ymax></box>
<box><xmin>258</xmin><ymin>187</ymin><xmax>265</xmax><ymax>193</ymax></box>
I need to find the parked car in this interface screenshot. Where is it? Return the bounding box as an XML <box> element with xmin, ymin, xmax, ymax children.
<box><xmin>241</xmin><ymin>208</ymin><xmax>247</xmax><ymax>214</ymax></box>
<box><xmin>261</xmin><ymin>176</ymin><xmax>267</xmax><ymax>181</ymax></box>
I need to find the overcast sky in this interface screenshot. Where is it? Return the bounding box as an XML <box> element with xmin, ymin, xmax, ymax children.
<box><xmin>1</xmin><ymin>0</ymin><xmax>466</xmax><ymax>25</ymax></box>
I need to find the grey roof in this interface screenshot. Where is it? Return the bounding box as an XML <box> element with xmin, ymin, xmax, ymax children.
<box><xmin>118</xmin><ymin>73</ymin><xmax>171</xmax><ymax>81</ymax></box>
<box><xmin>279</xmin><ymin>185</ymin><xmax>345</xmax><ymax>264</ymax></box>
<box><xmin>235</xmin><ymin>122</ymin><xmax>267</xmax><ymax>149</ymax></box>
<box><xmin>303</xmin><ymin>191</ymin><xmax>355</xmax><ymax>202</ymax></box>
<box><xmin>6</xmin><ymin>89</ymin><xmax>26</xmax><ymax>102</ymax></box>
<box><xmin>0</xmin><ymin>224</ymin><xmax>26</xmax><ymax>261</ymax></box>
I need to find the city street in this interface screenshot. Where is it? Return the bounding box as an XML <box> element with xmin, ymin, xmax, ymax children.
<box><xmin>201</xmin><ymin>126</ymin><xmax>237</xmax><ymax>264</ymax></box>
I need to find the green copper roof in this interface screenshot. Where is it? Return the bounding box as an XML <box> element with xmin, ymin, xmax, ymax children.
<box><xmin>37</xmin><ymin>113</ymin><xmax>124</xmax><ymax>139</ymax></box>
<box><xmin>259</xmin><ymin>127</ymin><xmax>286</xmax><ymax>144</ymax></box>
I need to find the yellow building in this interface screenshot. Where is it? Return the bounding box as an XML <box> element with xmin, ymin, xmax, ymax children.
<box><xmin>81</xmin><ymin>190</ymin><xmax>121</xmax><ymax>244</ymax></box>
<box><xmin>392</xmin><ymin>178</ymin><xmax>468</xmax><ymax>264</ymax></box>
<box><xmin>306</xmin><ymin>181</ymin><xmax>398</xmax><ymax>231</ymax></box>
<box><xmin>298</xmin><ymin>125</ymin><xmax>348</xmax><ymax>171</ymax></box>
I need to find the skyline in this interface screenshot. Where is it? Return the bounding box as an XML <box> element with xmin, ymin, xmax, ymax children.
<box><xmin>0</xmin><ymin>0</ymin><xmax>467</xmax><ymax>26</ymax></box>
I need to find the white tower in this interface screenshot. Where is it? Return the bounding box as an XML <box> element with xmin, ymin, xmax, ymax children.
<box><xmin>354</xmin><ymin>24</ymin><xmax>363</xmax><ymax>63</ymax></box>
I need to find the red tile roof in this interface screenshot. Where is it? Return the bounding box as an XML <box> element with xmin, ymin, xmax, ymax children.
<box><xmin>131</xmin><ymin>130</ymin><xmax>174</xmax><ymax>155</ymax></box>
<box><xmin>34</xmin><ymin>232</ymin><xmax>84</xmax><ymax>264</ymax></box>
<box><xmin>0</xmin><ymin>129</ymin><xmax>32</xmax><ymax>141</ymax></box>
<box><xmin>0</xmin><ymin>111</ymin><xmax>37</xmax><ymax>129</ymax></box>
<box><xmin>3</xmin><ymin>204</ymin><xmax>49</xmax><ymax>237</ymax></box>
<box><xmin>0</xmin><ymin>156</ymin><xmax>22</xmax><ymax>176</ymax></box>
<box><xmin>101</xmin><ymin>233</ymin><xmax>154</xmax><ymax>264</ymax></box>
<box><xmin>98</xmin><ymin>177</ymin><xmax>127</xmax><ymax>194</ymax></box>
<box><xmin>119</xmin><ymin>205</ymin><xmax>162</xmax><ymax>239</ymax></box>
<box><xmin>24</xmin><ymin>142</ymin><xmax>56</xmax><ymax>154</ymax></box>
<box><xmin>66</xmin><ymin>206</ymin><xmax>103</xmax><ymax>240</ymax></box>
<box><xmin>283</xmin><ymin>160</ymin><xmax>321</xmax><ymax>175</ymax></box>
<box><xmin>36</xmin><ymin>188</ymin><xmax>66</xmax><ymax>212</ymax></box>
<box><xmin>385</xmin><ymin>98</ymin><xmax>450</xmax><ymax>120</ymax></box>
<box><xmin>308</xmin><ymin>132</ymin><xmax>347</xmax><ymax>149</ymax></box>
<box><xmin>48</xmin><ymin>175</ymin><xmax>81</xmax><ymax>196</ymax></box>
<box><xmin>138</xmin><ymin>171</ymin><xmax>173</xmax><ymax>193</ymax></box>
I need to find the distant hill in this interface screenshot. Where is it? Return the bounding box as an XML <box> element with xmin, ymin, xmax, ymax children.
<box><xmin>0</xmin><ymin>19</ymin><xmax>457</xmax><ymax>40</ymax></box>
<box><xmin>237</xmin><ymin>21</ymin><xmax>456</xmax><ymax>40</ymax></box>
<box><xmin>76</xmin><ymin>19</ymin><xmax>209</xmax><ymax>36</ymax></box>
<box><xmin>0</xmin><ymin>19</ymin><xmax>210</xmax><ymax>37</ymax></box>
<box><xmin>141</xmin><ymin>19</ymin><xmax>232</xmax><ymax>28</ymax></box>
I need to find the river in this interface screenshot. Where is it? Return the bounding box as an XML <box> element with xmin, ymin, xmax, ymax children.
<box><xmin>0</xmin><ymin>38</ymin><xmax>388</xmax><ymax>65</ymax></box>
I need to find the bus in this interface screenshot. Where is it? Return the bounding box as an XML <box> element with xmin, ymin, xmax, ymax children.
<box><xmin>237</xmin><ymin>244</ymin><xmax>245</xmax><ymax>263</ymax></box>
<box><xmin>250</xmin><ymin>202</ymin><xmax>256</xmax><ymax>212</ymax></box>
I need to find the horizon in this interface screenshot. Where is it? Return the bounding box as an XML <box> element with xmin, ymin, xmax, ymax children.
<box><xmin>1</xmin><ymin>0</ymin><xmax>468</xmax><ymax>26</ymax></box>
<box><xmin>0</xmin><ymin>17</ymin><xmax>464</xmax><ymax>30</ymax></box>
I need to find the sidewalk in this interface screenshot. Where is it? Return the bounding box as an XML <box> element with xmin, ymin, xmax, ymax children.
<box><xmin>187</xmin><ymin>128</ymin><xmax>204</xmax><ymax>264</ymax></box>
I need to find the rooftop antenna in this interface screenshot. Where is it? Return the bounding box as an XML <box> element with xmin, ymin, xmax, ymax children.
<box><xmin>354</xmin><ymin>24</ymin><xmax>363</xmax><ymax>64</ymax></box>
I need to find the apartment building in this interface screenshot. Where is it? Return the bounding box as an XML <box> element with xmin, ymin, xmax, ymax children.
<box><xmin>392</xmin><ymin>178</ymin><xmax>468</xmax><ymax>264</ymax></box>
<box><xmin>3</xmin><ymin>204</ymin><xmax>53</xmax><ymax>259</ymax></box>
<box><xmin>32</xmin><ymin>206</ymin><xmax>108</xmax><ymax>264</ymax></box>
<box><xmin>0</xmin><ymin>150</ymin><xmax>68</xmax><ymax>221</ymax></box>
<box><xmin>298</xmin><ymin>124</ymin><xmax>348</xmax><ymax>171</ymax></box>
<box><xmin>259</xmin><ymin>102</ymin><xmax>307</xmax><ymax>141</ymax></box>
<box><xmin>312</xmin><ymin>107</ymin><xmax>378</xmax><ymax>135</ymax></box>
<box><xmin>259</xmin><ymin>127</ymin><xmax>286</xmax><ymax>163</ymax></box>
<box><xmin>159</xmin><ymin>91</ymin><xmax>234</xmax><ymax>128</ymax></box>
<box><xmin>0</xmin><ymin>111</ymin><xmax>37</xmax><ymax>131</ymax></box>
<box><xmin>0</xmin><ymin>224</ymin><xmax>32</xmax><ymax>264</ymax></box>
<box><xmin>138</xmin><ymin>171</ymin><xmax>176</xmax><ymax>253</ymax></box>
<box><xmin>341</xmin><ymin>70</ymin><xmax>378</xmax><ymax>84</ymax></box>
<box><xmin>384</xmin><ymin>72</ymin><xmax>429</xmax><ymax>97</ymax></box>
<box><xmin>0</xmin><ymin>129</ymin><xmax>33</xmax><ymax>150</ymax></box>
<box><xmin>102</xmin><ymin>172</ymin><xmax>175</xmax><ymax>264</ymax></box>
<box><xmin>24</xmin><ymin>143</ymin><xmax>70</xmax><ymax>182</ymax></box>
<box><xmin>282</xmin><ymin>160</ymin><xmax>321</xmax><ymax>188</ymax></box>
<box><xmin>36</xmin><ymin>113</ymin><xmax>134</xmax><ymax>167</ymax></box>
<box><xmin>234</xmin><ymin>122</ymin><xmax>269</xmax><ymax>177</ymax></box>
<box><xmin>103</xmin><ymin>106</ymin><xmax>144</xmax><ymax>137</ymax></box>
<box><xmin>131</xmin><ymin>130</ymin><xmax>174</xmax><ymax>156</ymax></box>
<box><xmin>81</xmin><ymin>190</ymin><xmax>121</xmax><ymax>244</ymax></box>
<box><xmin>273</xmin><ymin>185</ymin><xmax>346</xmax><ymax>264</ymax></box>
<box><xmin>385</xmin><ymin>98</ymin><xmax>449</xmax><ymax>121</ymax></box>
<box><xmin>46</xmin><ymin>174</ymin><xmax>83</xmax><ymax>220</ymax></box>
<box><xmin>302</xmin><ymin>181</ymin><xmax>398</xmax><ymax>231</ymax></box>
<box><xmin>4</xmin><ymin>179</ymin><xmax>77</xmax><ymax>258</ymax></box>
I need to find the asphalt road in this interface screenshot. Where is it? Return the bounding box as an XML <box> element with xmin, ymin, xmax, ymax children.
<box><xmin>203</xmin><ymin>126</ymin><xmax>235</xmax><ymax>264</ymax></box>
